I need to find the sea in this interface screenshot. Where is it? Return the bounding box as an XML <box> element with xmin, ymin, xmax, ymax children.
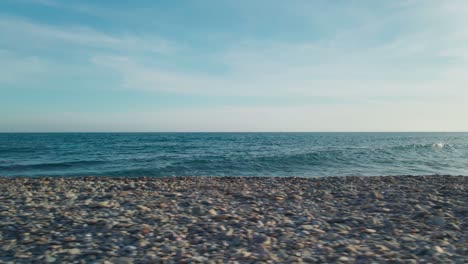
<box><xmin>0</xmin><ymin>132</ymin><xmax>467</xmax><ymax>177</ymax></box>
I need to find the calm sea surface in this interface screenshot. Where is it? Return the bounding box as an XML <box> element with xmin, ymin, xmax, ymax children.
<box><xmin>0</xmin><ymin>133</ymin><xmax>467</xmax><ymax>177</ymax></box>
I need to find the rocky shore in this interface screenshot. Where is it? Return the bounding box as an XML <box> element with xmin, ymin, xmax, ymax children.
<box><xmin>0</xmin><ymin>176</ymin><xmax>466</xmax><ymax>263</ymax></box>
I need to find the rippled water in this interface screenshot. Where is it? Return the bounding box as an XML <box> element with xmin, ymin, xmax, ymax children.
<box><xmin>0</xmin><ymin>133</ymin><xmax>467</xmax><ymax>177</ymax></box>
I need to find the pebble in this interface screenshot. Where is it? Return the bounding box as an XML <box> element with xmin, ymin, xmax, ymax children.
<box><xmin>63</xmin><ymin>236</ymin><xmax>76</xmax><ymax>242</ymax></box>
<box><xmin>253</xmin><ymin>234</ymin><xmax>271</xmax><ymax>245</ymax></box>
<box><xmin>346</xmin><ymin>245</ymin><xmax>360</xmax><ymax>253</ymax></box>
<box><xmin>68</xmin><ymin>248</ymin><xmax>81</xmax><ymax>255</ymax></box>
<box><xmin>208</xmin><ymin>209</ymin><xmax>218</xmax><ymax>216</ymax></box>
<box><xmin>376</xmin><ymin>245</ymin><xmax>390</xmax><ymax>252</ymax></box>
<box><xmin>136</xmin><ymin>205</ymin><xmax>150</xmax><ymax>212</ymax></box>
<box><xmin>291</xmin><ymin>194</ymin><xmax>303</xmax><ymax>200</ymax></box>
<box><xmin>372</xmin><ymin>191</ymin><xmax>384</xmax><ymax>199</ymax></box>
<box><xmin>434</xmin><ymin>246</ymin><xmax>445</xmax><ymax>254</ymax></box>
<box><xmin>191</xmin><ymin>206</ymin><xmax>204</xmax><ymax>215</ymax></box>
<box><xmin>429</xmin><ymin>216</ymin><xmax>445</xmax><ymax>226</ymax></box>
<box><xmin>123</xmin><ymin>246</ymin><xmax>136</xmax><ymax>252</ymax></box>
<box><xmin>89</xmin><ymin>200</ymin><xmax>119</xmax><ymax>208</ymax></box>
<box><xmin>45</xmin><ymin>256</ymin><xmax>56</xmax><ymax>263</ymax></box>
<box><xmin>363</xmin><ymin>228</ymin><xmax>377</xmax><ymax>234</ymax></box>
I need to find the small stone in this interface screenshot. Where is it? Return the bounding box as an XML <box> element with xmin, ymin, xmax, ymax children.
<box><xmin>65</xmin><ymin>192</ymin><xmax>77</xmax><ymax>199</ymax></box>
<box><xmin>63</xmin><ymin>236</ymin><xmax>76</xmax><ymax>242</ymax></box>
<box><xmin>383</xmin><ymin>219</ymin><xmax>395</xmax><ymax>230</ymax></box>
<box><xmin>301</xmin><ymin>249</ymin><xmax>313</xmax><ymax>258</ymax></box>
<box><xmin>376</xmin><ymin>245</ymin><xmax>390</xmax><ymax>252</ymax></box>
<box><xmin>192</xmin><ymin>256</ymin><xmax>208</xmax><ymax>262</ymax></box>
<box><xmin>213</xmin><ymin>214</ymin><xmax>232</xmax><ymax>220</ymax></box>
<box><xmin>301</xmin><ymin>225</ymin><xmax>315</xmax><ymax>230</ymax></box>
<box><xmin>146</xmin><ymin>251</ymin><xmax>157</xmax><ymax>259</ymax></box>
<box><xmin>383</xmin><ymin>241</ymin><xmax>400</xmax><ymax>250</ymax></box>
<box><xmin>137</xmin><ymin>205</ymin><xmax>151</xmax><ymax>212</ymax></box>
<box><xmin>226</xmin><ymin>228</ymin><xmax>234</xmax><ymax>236</ymax></box>
<box><xmin>241</xmin><ymin>250</ymin><xmax>252</xmax><ymax>257</ymax></box>
<box><xmin>371</xmin><ymin>191</ymin><xmax>384</xmax><ymax>199</ymax></box>
<box><xmin>363</xmin><ymin>228</ymin><xmax>376</xmax><ymax>234</ymax></box>
<box><xmin>448</xmin><ymin>223</ymin><xmax>460</xmax><ymax>231</ymax></box>
<box><xmin>258</xmin><ymin>245</ymin><xmax>271</xmax><ymax>258</ymax></box>
<box><xmin>254</xmin><ymin>234</ymin><xmax>271</xmax><ymax>245</ymax></box>
<box><xmin>68</xmin><ymin>248</ymin><xmax>81</xmax><ymax>255</ymax></box>
<box><xmin>191</xmin><ymin>206</ymin><xmax>204</xmax><ymax>215</ymax></box>
<box><xmin>304</xmin><ymin>257</ymin><xmax>318</xmax><ymax>262</ymax></box>
<box><xmin>208</xmin><ymin>209</ymin><xmax>218</xmax><ymax>216</ymax></box>
<box><xmin>367</xmin><ymin>217</ymin><xmax>381</xmax><ymax>226</ymax></box>
<box><xmin>345</xmin><ymin>245</ymin><xmax>360</xmax><ymax>253</ymax></box>
<box><xmin>291</xmin><ymin>194</ymin><xmax>303</xmax><ymax>200</ymax></box>
<box><xmin>141</xmin><ymin>224</ymin><xmax>152</xmax><ymax>235</ymax></box>
<box><xmin>338</xmin><ymin>256</ymin><xmax>350</xmax><ymax>262</ymax></box>
<box><xmin>162</xmin><ymin>245</ymin><xmax>175</xmax><ymax>254</ymax></box>
<box><xmin>139</xmin><ymin>240</ymin><xmax>149</xmax><ymax>247</ymax></box>
<box><xmin>324</xmin><ymin>233</ymin><xmax>338</xmax><ymax>240</ymax></box>
<box><xmin>275</xmin><ymin>196</ymin><xmax>285</xmax><ymax>201</ymax></box>
<box><xmin>401</xmin><ymin>235</ymin><xmax>416</xmax><ymax>242</ymax></box>
<box><xmin>15</xmin><ymin>252</ymin><xmax>32</xmax><ymax>259</ymax></box>
<box><xmin>123</xmin><ymin>245</ymin><xmax>136</xmax><ymax>252</ymax></box>
<box><xmin>104</xmin><ymin>220</ymin><xmax>117</xmax><ymax>231</ymax></box>
<box><xmin>89</xmin><ymin>200</ymin><xmax>117</xmax><ymax>208</ymax></box>
<box><xmin>301</xmin><ymin>225</ymin><xmax>325</xmax><ymax>234</ymax></box>
<box><xmin>45</xmin><ymin>256</ymin><xmax>56</xmax><ymax>263</ymax></box>
<box><xmin>176</xmin><ymin>248</ymin><xmax>186</xmax><ymax>256</ymax></box>
<box><xmin>338</xmin><ymin>230</ymin><xmax>349</xmax><ymax>235</ymax></box>
<box><xmin>433</xmin><ymin>246</ymin><xmax>445</xmax><ymax>254</ymax></box>
<box><xmin>432</xmin><ymin>216</ymin><xmax>445</xmax><ymax>226</ymax></box>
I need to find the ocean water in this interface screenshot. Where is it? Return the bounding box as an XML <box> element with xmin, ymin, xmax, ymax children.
<box><xmin>0</xmin><ymin>132</ymin><xmax>467</xmax><ymax>177</ymax></box>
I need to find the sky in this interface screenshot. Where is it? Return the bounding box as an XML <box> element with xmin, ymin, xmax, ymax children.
<box><xmin>1</xmin><ymin>0</ymin><xmax>467</xmax><ymax>132</ymax></box>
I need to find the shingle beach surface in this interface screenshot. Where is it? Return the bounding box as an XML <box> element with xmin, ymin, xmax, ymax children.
<box><xmin>0</xmin><ymin>176</ymin><xmax>467</xmax><ymax>263</ymax></box>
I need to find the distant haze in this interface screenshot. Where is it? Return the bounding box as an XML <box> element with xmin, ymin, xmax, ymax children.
<box><xmin>1</xmin><ymin>0</ymin><xmax>467</xmax><ymax>132</ymax></box>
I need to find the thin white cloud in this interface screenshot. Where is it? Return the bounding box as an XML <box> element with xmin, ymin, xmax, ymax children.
<box><xmin>7</xmin><ymin>0</ymin><xmax>59</xmax><ymax>6</ymax></box>
<box><xmin>86</xmin><ymin>0</ymin><xmax>468</xmax><ymax>100</ymax></box>
<box><xmin>90</xmin><ymin>42</ymin><xmax>467</xmax><ymax>99</ymax></box>
<box><xmin>0</xmin><ymin>15</ymin><xmax>176</xmax><ymax>54</ymax></box>
<box><xmin>2</xmin><ymin>1</ymin><xmax>468</xmax><ymax>101</ymax></box>
<box><xmin>0</xmin><ymin>50</ymin><xmax>51</xmax><ymax>83</ymax></box>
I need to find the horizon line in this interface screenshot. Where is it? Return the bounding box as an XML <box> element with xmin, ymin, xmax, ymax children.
<box><xmin>1</xmin><ymin>131</ymin><xmax>467</xmax><ymax>133</ymax></box>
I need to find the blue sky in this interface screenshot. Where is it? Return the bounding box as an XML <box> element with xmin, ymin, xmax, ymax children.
<box><xmin>1</xmin><ymin>0</ymin><xmax>467</xmax><ymax>132</ymax></box>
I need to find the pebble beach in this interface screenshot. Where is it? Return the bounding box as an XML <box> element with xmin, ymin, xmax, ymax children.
<box><xmin>0</xmin><ymin>176</ymin><xmax>467</xmax><ymax>263</ymax></box>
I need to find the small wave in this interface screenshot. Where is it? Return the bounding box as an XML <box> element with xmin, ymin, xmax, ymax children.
<box><xmin>0</xmin><ymin>160</ymin><xmax>106</xmax><ymax>171</ymax></box>
<box><xmin>389</xmin><ymin>143</ymin><xmax>454</xmax><ymax>152</ymax></box>
<box><xmin>0</xmin><ymin>146</ymin><xmax>40</xmax><ymax>154</ymax></box>
<box><xmin>432</xmin><ymin>142</ymin><xmax>447</xmax><ymax>149</ymax></box>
